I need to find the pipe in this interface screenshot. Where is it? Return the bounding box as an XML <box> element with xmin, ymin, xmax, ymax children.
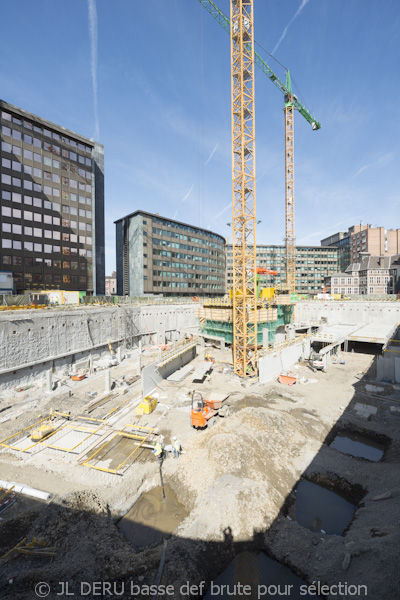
<box><xmin>0</xmin><ymin>480</ymin><xmax>52</xmax><ymax>501</ymax></box>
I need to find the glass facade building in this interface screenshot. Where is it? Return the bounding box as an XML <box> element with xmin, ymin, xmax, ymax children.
<box><xmin>115</xmin><ymin>211</ymin><xmax>226</xmax><ymax>296</ymax></box>
<box><xmin>226</xmin><ymin>244</ymin><xmax>339</xmax><ymax>294</ymax></box>
<box><xmin>0</xmin><ymin>100</ymin><xmax>105</xmax><ymax>294</ymax></box>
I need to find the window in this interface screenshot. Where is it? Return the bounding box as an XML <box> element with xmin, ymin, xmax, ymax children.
<box><xmin>2</xmin><ymin>206</ymin><xmax>11</xmax><ymax>217</ymax></box>
<box><xmin>12</xmin><ymin>177</ymin><xmax>21</xmax><ymax>187</ymax></box>
<box><xmin>12</xmin><ymin>224</ymin><xmax>22</xmax><ymax>235</ymax></box>
<box><xmin>63</xmin><ymin>275</ymin><xmax>71</xmax><ymax>284</ymax></box>
<box><xmin>24</xmin><ymin>134</ymin><xmax>32</xmax><ymax>145</ymax></box>
<box><xmin>1</xmin><ymin>141</ymin><xmax>11</xmax><ymax>152</ymax></box>
<box><xmin>2</xmin><ymin>239</ymin><xmax>12</xmax><ymax>249</ymax></box>
<box><xmin>12</xmin><ymin>192</ymin><xmax>21</xmax><ymax>203</ymax></box>
<box><xmin>34</xmin><ymin>152</ymin><xmax>41</xmax><ymax>163</ymax></box>
<box><xmin>1</xmin><ymin>174</ymin><xmax>11</xmax><ymax>185</ymax></box>
<box><xmin>12</xmin><ymin>130</ymin><xmax>21</xmax><ymax>141</ymax></box>
<box><xmin>2</xmin><ymin>223</ymin><xmax>11</xmax><ymax>233</ymax></box>
<box><xmin>24</xmin><ymin>180</ymin><xmax>33</xmax><ymax>191</ymax></box>
<box><xmin>13</xmin><ymin>240</ymin><xmax>22</xmax><ymax>250</ymax></box>
<box><xmin>24</xmin><ymin>165</ymin><xmax>32</xmax><ymax>175</ymax></box>
<box><xmin>24</xmin><ymin>210</ymin><xmax>33</xmax><ymax>220</ymax></box>
<box><xmin>2</xmin><ymin>255</ymin><xmax>12</xmax><ymax>265</ymax></box>
<box><xmin>43</xmin><ymin>156</ymin><xmax>52</xmax><ymax>167</ymax></box>
<box><xmin>33</xmin><ymin>213</ymin><xmax>42</xmax><ymax>222</ymax></box>
<box><xmin>34</xmin><ymin>227</ymin><xmax>42</xmax><ymax>237</ymax></box>
<box><xmin>44</xmin><ymin>245</ymin><xmax>52</xmax><ymax>254</ymax></box>
<box><xmin>24</xmin><ymin>226</ymin><xmax>33</xmax><ymax>235</ymax></box>
<box><xmin>13</xmin><ymin>208</ymin><xmax>21</xmax><ymax>218</ymax></box>
<box><xmin>34</xmin><ymin>243</ymin><xmax>42</xmax><ymax>252</ymax></box>
<box><xmin>2</xmin><ymin>158</ymin><xmax>11</xmax><ymax>168</ymax></box>
<box><xmin>33</xmin><ymin>197</ymin><xmax>42</xmax><ymax>208</ymax></box>
<box><xmin>12</xmin><ymin>160</ymin><xmax>21</xmax><ymax>172</ymax></box>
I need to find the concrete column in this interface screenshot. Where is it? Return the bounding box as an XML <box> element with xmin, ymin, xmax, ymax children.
<box><xmin>117</xmin><ymin>346</ymin><xmax>122</xmax><ymax>364</ymax></box>
<box><xmin>262</xmin><ymin>329</ymin><xmax>269</xmax><ymax>348</ymax></box>
<box><xmin>220</xmin><ymin>338</ymin><xmax>225</xmax><ymax>351</ymax></box>
<box><xmin>139</xmin><ymin>339</ymin><xmax>142</xmax><ymax>352</ymax></box>
<box><xmin>138</xmin><ymin>354</ymin><xmax>142</xmax><ymax>374</ymax></box>
<box><xmin>46</xmin><ymin>369</ymin><xmax>52</xmax><ymax>393</ymax></box>
<box><xmin>105</xmin><ymin>369</ymin><xmax>111</xmax><ymax>394</ymax></box>
<box><xmin>200</xmin><ymin>336</ymin><xmax>205</xmax><ymax>349</ymax></box>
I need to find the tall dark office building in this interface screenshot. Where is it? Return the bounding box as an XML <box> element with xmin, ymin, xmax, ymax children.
<box><xmin>115</xmin><ymin>211</ymin><xmax>226</xmax><ymax>296</ymax></box>
<box><xmin>0</xmin><ymin>100</ymin><xmax>105</xmax><ymax>294</ymax></box>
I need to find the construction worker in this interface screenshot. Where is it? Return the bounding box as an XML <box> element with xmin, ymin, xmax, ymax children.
<box><xmin>153</xmin><ymin>440</ymin><xmax>163</xmax><ymax>463</ymax></box>
<box><xmin>172</xmin><ymin>436</ymin><xmax>181</xmax><ymax>459</ymax></box>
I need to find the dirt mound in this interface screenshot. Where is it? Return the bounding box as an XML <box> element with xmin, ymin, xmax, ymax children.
<box><xmin>171</xmin><ymin>406</ymin><xmax>324</xmax><ymax>542</ymax></box>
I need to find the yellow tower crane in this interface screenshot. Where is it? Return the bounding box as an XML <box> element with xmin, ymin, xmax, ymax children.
<box><xmin>230</xmin><ymin>0</ymin><xmax>257</xmax><ymax>377</ymax></box>
<box><xmin>198</xmin><ymin>0</ymin><xmax>321</xmax><ymax>298</ymax></box>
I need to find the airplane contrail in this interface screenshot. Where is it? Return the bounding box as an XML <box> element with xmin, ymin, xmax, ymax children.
<box><xmin>272</xmin><ymin>0</ymin><xmax>310</xmax><ymax>55</ymax></box>
<box><xmin>88</xmin><ymin>0</ymin><xmax>99</xmax><ymax>139</ymax></box>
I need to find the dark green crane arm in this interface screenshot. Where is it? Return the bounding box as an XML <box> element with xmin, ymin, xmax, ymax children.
<box><xmin>197</xmin><ymin>0</ymin><xmax>321</xmax><ymax>130</ymax></box>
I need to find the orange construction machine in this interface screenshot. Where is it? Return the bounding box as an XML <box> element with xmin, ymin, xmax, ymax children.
<box><xmin>190</xmin><ymin>391</ymin><xmax>230</xmax><ymax>429</ymax></box>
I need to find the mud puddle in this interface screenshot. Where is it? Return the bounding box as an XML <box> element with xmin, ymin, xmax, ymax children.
<box><xmin>118</xmin><ymin>485</ymin><xmax>188</xmax><ymax>550</ymax></box>
<box><xmin>204</xmin><ymin>551</ymin><xmax>320</xmax><ymax>599</ymax></box>
<box><xmin>330</xmin><ymin>431</ymin><xmax>385</xmax><ymax>461</ymax></box>
<box><xmin>290</xmin><ymin>480</ymin><xmax>356</xmax><ymax>535</ymax></box>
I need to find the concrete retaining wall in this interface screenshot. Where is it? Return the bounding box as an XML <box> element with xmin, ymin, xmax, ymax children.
<box><xmin>259</xmin><ymin>339</ymin><xmax>311</xmax><ymax>383</ymax></box>
<box><xmin>296</xmin><ymin>301</ymin><xmax>400</xmax><ymax>327</ymax></box>
<box><xmin>0</xmin><ymin>305</ymin><xmax>198</xmax><ymax>390</ymax></box>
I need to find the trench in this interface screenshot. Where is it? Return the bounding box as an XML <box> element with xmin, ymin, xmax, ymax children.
<box><xmin>118</xmin><ymin>485</ymin><xmax>188</xmax><ymax>551</ymax></box>
<box><xmin>203</xmin><ymin>551</ymin><xmax>321</xmax><ymax>600</ymax></box>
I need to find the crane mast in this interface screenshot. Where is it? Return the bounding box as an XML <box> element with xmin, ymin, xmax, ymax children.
<box><xmin>230</xmin><ymin>0</ymin><xmax>257</xmax><ymax>377</ymax></box>
<box><xmin>284</xmin><ymin>71</ymin><xmax>295</xmax><ymax>294</ymax></box>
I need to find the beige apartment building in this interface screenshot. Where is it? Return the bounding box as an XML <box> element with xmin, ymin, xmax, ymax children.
<box><xmin>350</xmin><ymin>225</ymin><xmax>400</xmax><ymax>263</ymax></box>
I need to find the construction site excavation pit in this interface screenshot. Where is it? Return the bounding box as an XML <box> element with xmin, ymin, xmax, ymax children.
<box><xmin>203</xmin><ymin>551</ymin><xmax>321</xmax><ymax>600</ymax></box>
<box><xmin>287</xmin><ymin>477</ymin><xmax>365</xmax><ymax>536</ymax></box>
<box><xmin>117</xmin><ymin>485</ymin><xmax>188</xmax><ymax>551</ymax></box>
<box><xmin>328</xmin><ymin>429</ymin><xmax>388</xmax><ymax>462</ymax></box>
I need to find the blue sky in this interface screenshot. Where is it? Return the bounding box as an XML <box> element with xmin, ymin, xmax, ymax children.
<box><xmin>1</xmin><ymin>0</ymin><xmax>399</xmax><ymax>274</ymax></box>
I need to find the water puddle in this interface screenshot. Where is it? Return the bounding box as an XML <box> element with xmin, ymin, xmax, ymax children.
<box><xmin>290</xmin><ymin>480</ymin><xmax>356</xmax><ymax>536</ymax></box>
<box><xmin>330</xmin><ymin>432</ymin><xmax>384</xmax><ymax>461</ymax></box>
<box><xmin>118</xmin><ymin>485</ymin><xmax>188</xmax><ymax>550</ymax></box>
<box><xmin>204</xmin><ymin>551</ymin><xmax>320</xmax><ymax>599</ymax></box>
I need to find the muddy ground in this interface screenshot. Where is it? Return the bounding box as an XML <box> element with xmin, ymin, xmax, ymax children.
<box><xmin>0</xmin><ymin>347</ymin><xmax>399</xmax><ymax>599</ymax></box>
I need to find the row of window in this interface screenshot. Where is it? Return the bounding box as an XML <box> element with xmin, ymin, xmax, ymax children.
<box><xmin>1</xmin><ymin>174</ymin><xmax>91</xmax><ymax>197</ymax></box>
<box><xmin>1</xmin><ymin>111</ymin><xmax>93</xmax><ymax>153</ymax></box>
<box><xmin>150</xmin><ymin>281</ymin><xmax>224</xmax><ymax>289</ymax></box>
<box><xmin>1</xmin><ymin>159</ymin><xmax>92</xmax><ymax>186</ymax></box>
<box><xmin>2</xmin><ymin>255</ymin><xmax>88</xmax><ymax>270</ymax></box>
<box><xmin>2</xmin><ymin>125</ymin><xmax>92</xmax><ymax>165</ymax></box>
<box><xmin>151</xmin><ymin>217</ymin><xmax>223</xmax><ymax>243</ymax></box>
<box><xmin>1</xmin><ymin>239</ymin><xmax>92</xmax><ymax>256</ymax></box>
<box><xmin>10</xmin><ymin>273</ymin><xmax>88</xmax><ymax>286</ymax></box>
<box><xmin>1</xmin><ymin>206</ymin><xmax>92</xmax><ymax>224</ymax></box>
<box><xmin>2</xmin><ymin>190</ymin><xmax>92</xmax><ymax>209</ymax></box>
<box><xmin>1</xmin><ymin>224</ymin><xmax>92</xmax><ymax>243</ymax></box>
